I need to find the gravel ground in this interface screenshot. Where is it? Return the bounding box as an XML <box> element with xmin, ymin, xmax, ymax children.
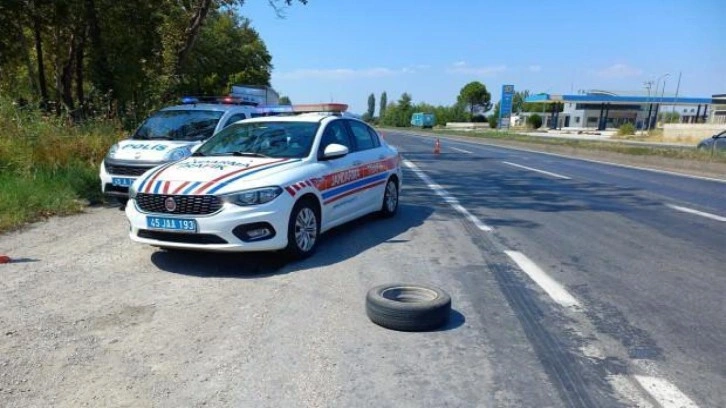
<box><xmin>0</xmin><ymin>183</ymin><xmax>562</xmax><ymax>407</ymax></box>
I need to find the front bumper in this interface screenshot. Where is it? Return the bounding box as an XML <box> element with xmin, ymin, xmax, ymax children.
<box><xmin>100</xmin><ymin>159</ymin><xmax>162</xmax><ymax>198</ymax></box>
<box><xmin>125</xmin><ymin>196</ymin><xmax>294</xmax><ymax>252</ymax></box>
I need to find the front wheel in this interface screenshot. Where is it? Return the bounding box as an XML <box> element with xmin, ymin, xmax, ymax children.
<box><xmin>380</xmin><ymin>178</ymin><xmax>399</xmax><ymax>217</ymax></box>
<box><xmin>285</xmin><ymin>199</ymin><xmax>320</xmax><ymax>259</ymax></box>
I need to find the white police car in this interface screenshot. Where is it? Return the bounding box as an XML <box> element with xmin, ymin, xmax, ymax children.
<box><xmin>101</xmin><ymin>97</ymin><xmax>256</xmax><ymax>204</ymax></box>
<box><xmin>125</xmin><ymin>103</ymin><xmax>401</xmax><ymax>258</ymax></box>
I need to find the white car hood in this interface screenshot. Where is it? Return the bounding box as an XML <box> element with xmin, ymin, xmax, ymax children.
<box><xmin>112</xmin><ymin>140</ymin><xmax>198</xmax><ymax>161</ymax></box>
<box><xmin>137</xmin><ymin>156</ymin><xmax>303</xmax><ymax>195</ymax></box>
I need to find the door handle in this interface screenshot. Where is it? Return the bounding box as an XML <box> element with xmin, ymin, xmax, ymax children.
<box><xmin>353</xmin><ymin>160</ymin><xmax>363</xmax><ymax>166</ymax></box>
<box><xmin>378</xmin><ymin>155</ymin><xmax>385</xmax><ymax>160</ymax></box>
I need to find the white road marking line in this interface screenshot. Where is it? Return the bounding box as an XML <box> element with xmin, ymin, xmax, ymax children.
<box><xmin>607</xmin><ymin>375</ymin><xmax>656</xmax><ymax>408</ymax></box>
<box><xmin>396</xmin><ymin>130</ymin><xmax>726</xmax><ymax>183</ymax></box>
<box><xmin>504</xmin><ymin>250</ymin><xmax>581</xmax><ymax>308</ymax></box>
<box><xmin>634</xmin><ymin>376</ymin><xmax>699</xmax><ymax>408</ymax></box>
<box><xmin>502</xmin><ymin>161</ymin><xmax>572</xmax><ymax>180</ymax></box>
<box><xmin>666</xmin><ymin>204</ymin><xmax>726</xmax><ymax>222</ymax></box>
<box><xmin>450</xmin><ymin>146</ymin><xmax>473</xmax><ymax>154</ymax></box>
<box><xmin>402</xmin><ymin>159</ymin><xmax>493</xmax><ymax>232</ymax></box>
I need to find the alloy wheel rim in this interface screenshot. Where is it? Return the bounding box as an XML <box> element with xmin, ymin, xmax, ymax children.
<box><xmin>294</xmin><ymin>207</ymin><xmax>317</xmax><ymax>252</ymax></box>
<box><xmin>385</xmin><ymin>181</ymin><xmax>398</xmax><ymax>212</ymax></box>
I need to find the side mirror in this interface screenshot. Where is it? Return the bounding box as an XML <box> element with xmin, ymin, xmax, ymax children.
<box><xmin>322</xmin><ymin>143</ymin><xmax>349</xmax><ymax>160</ymax></box>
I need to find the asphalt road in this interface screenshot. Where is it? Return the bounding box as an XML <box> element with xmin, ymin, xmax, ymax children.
<box><xmin>0</xmin><ymin>130</ymin><xmax>724</xmax><ymax>407</ymax></box>
<box><xmin>385</xmin><ymin>129</ymin><xmax>726</xmax><ymax>408</ymax></box>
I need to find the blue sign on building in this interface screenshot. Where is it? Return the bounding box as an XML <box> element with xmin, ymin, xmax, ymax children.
<box><xmin>498</xmin><ymin>84</ymin><xmax>515</xmax><ymax>129</ymax></box>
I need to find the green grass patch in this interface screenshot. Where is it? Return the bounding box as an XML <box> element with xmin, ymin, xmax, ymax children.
<box><xmin>0</xmin><ymin>97</ymin><xmax>122</xmax><ymax>232</ymax></box>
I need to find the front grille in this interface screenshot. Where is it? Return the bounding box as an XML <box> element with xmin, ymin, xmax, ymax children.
<box><xmin>138</xmin><ymin>230</ymin><xmax>227</xmax><ymax>244</ymax></box>
<box><xmin>105</xmin><ymin>184</ymin><xmax>129</xmax><ymax>193</ymax></box>
<box><xmin>136</xmin><ymin>193</ymin><xmax>222</xmax><ymax>215</ymax></box>
<box><xmin>105</xmin><ymin>163</ymin><xmax>154</xmax><ymax>176</ymax></box>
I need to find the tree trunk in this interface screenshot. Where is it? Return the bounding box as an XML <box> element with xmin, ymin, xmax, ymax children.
<box><xmin>174</xmin><ymin>0</ymin><xmax>213</xmax><ymax>77</ymax></box>
<box><xmin>61</xmin><ymin>32</ymin><xmax>76</xmax><ymax>112</ymax></box>
<box><xmin>16</xmin><ymin>21</ymin><xmax>39</xmax><ymax>97</ymax></box>
<box><xmin>32</xmin><ymin>14</ymin><xmax>49</xmax><ymax>106</ymax></box>
<box><xmin>85</xmin><ymin>0</ymin><xmax>112</xmax><ymax>95</ymax></box>
<box><xmin>75</xmin><ymin>28</ymin><xmax>86</xmax><ymax>114</ymax></box>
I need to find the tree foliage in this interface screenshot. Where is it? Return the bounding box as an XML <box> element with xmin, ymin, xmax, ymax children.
<box><xmin>0</xmin><ymin>0</ymin><xmax>307</xmax><ymax>125</ymax></box>
<box><xmin>527</xmin><ymin>113</ymin><xmax>543</xmax><ymax>129</ymax></box>
<box><xmin>379</xmin><ymin>91</ymin><xmax>387</xmax><ymax>118</ymax></box>
<box><xmin>278</xmin><ymin>95</ymin><xmax>291</xmax><ymax>105</ymax></box>
<box><xmin>457</xmin><ymin>81</ymin><xmax>492</xmax><ymax>120</ymax></box>
<box><xmin>367</xmin><ymin>93</ymin><xmax>375</xmax><ymax>119</ymax></box>
<box><xmin>378</xmin><ymin>92</ymin><xmax>467</xmax><ymax>128</ymax></box>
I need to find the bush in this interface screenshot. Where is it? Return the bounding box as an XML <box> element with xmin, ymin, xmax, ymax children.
<box><xmin>527</xmin><ymin>114</ymin><xmax>543</xmax><ymax>129</ymax></box>
<box><xmin>618</xmin><ymin>122</ymin><xmax>636</xmax><ymax>136</ymax></box>
<box><xmin>487</xmin><ymin>114</ymin><xmax>497</xmax><ymax>128</ymax></box>
<box><xmin>0</xmin><ymin>96</ymin><xmax>122</xmax><ymax>230</ymax></box>
<box><xmin>471</xmin><ymin>114</ymin><xmax>488</xmax><ymax>123</ymax></box>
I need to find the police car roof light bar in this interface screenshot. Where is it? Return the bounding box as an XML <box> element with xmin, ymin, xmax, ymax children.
<box><xmin>292</xmin><ymin>103</ymin><xmax>348</xmax><ymax>113</ymax></box>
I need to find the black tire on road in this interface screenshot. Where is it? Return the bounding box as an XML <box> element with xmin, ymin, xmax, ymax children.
<box><xmin>366</xmin><ymin>283</ymin><xmax>451</xmax><ymax>331</ymax></box>
<box><xmin>284</xmin><ymin>198</ymin><xmax>320</xmax><ymax>260</ymax></box>
<box><xmin>379</xmin><ymin>177</ymin><xmax>399</xmax><ymax>217</ymax></box>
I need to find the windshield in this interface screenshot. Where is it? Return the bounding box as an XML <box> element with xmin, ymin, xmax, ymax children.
<box><xmin>195</xmin><ymin>121</ymin><xmax>319</xmax><ymax>158</ymax></box>
<box><xmin>132</xmin><ymin>110</ymin><xmax>224</xmax><ymax>141</ymax></box>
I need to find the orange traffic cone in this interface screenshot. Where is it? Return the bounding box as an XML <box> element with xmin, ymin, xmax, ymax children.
<box><xmin>434</xmin><ymin>138</ymin><xmax>441</xmax><ymax>154</ymax></box>
<box><xmin>0</xmin><ymin>255</ymin><xmax>10</xmax><ymax>264</ymax></box>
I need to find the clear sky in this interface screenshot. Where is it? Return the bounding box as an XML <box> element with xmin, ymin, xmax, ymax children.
<box><xmin>239</xmin><ymin>0</ymin><xmax>725</xmax><ymax>114</ymax></box>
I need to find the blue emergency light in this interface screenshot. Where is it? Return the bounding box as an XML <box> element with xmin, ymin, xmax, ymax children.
<box><xmin>254</xmin><ymin>105</ymin><xmax>295</xmax><ymax>116</ymax></box>
<box><xmin>180</xmin><ymin>96</ymin><xmax>199</xmax><ymax>104</ymax></box>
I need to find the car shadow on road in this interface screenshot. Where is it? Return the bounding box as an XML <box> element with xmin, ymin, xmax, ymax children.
<box><xmin>150</xmin><ymin>190</ymin><xmax>435</xmax><ymax>279</ymax></box>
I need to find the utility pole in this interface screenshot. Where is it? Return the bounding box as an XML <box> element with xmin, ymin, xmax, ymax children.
<box><xmin>658</xmin><ymin>74</ymin><xmax>669</xmax><ymax>126</ymax></box>
<box><xmin>644</xmin><ymin>81</ymin><xmax>653</xmax><ymax>132</ymax></box>
<box><xmin>672</xmin><ymin>71</ymin><xmax>682</xmax><ymax>123</ymax></box>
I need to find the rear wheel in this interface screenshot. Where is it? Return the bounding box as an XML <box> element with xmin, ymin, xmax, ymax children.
<box><xmin>380</xmin><ymin>178</ymin><xmax>399</xmax><ymax>217</ymax></box>
<box><xmin>285</xmin><ymin>198</ymin><xmax>320</xmax><ymax>259</ymax></box>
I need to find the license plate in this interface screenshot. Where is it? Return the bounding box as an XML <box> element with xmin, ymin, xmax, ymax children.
<box><xmin>146</xmin><ymin>216</ymin><xmax>197</xmax><ymax>232</ymax></box>
<box><xmin>112</xmin><ymin>177</ymin><xmax>136</xmax><ymax>187</ymax></box>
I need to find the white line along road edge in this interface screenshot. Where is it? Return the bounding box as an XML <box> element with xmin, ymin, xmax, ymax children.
<box><xmin>402</xmin><ymin>159</ymin><xmax>492</xmax><ymax>232</ymax></box>
<box><xmin>666</xmin><ymin>204</ymin><xmax>726</xmax><ymax>222</ymax></box>
<box><xmin>504</xmin><ymin>250</ymin><xmax>581</xmax><ymax>308</ymax></box>
<box><xmin>634</xmin><ymin>376</ymin><xmax>699</xmax><ymax>408</ymax></box>
<box><xmin>450</xmin><ymin>146</ymin><xmax>473</xmax><ymax>154</ymax></box>
<box><xmin>502</xmin><ymin>161</ymin><xmax>572</xmax><ymax>180</ymax></box>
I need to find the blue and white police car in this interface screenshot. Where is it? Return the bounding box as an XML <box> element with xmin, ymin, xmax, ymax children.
<box><xmin>101</xmin><ymin>96</ymin><xmax>256</xmax><ymax>204</ymax></box>
<box><xmin>125</xmin><ymin>103</ymin><xmax>402</xmax><ymax>259</ymax></box>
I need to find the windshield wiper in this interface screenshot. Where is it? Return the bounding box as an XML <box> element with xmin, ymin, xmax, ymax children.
<box><xmin>230</xmin><ymin>151</ymin><xmax>270</xmax><ymax>158</ymax></box>
<box><xmin>200</xmin><ymin>151</ymin><xmax>270</xmax><ymax>158</ymax></box>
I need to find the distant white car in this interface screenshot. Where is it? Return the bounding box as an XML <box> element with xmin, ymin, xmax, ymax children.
<box><xmin>125</xmin><ymin>104</ymin><xmax>402</xmax><ymax>258</ymax></box>
<box><xmin>101</xmin><ymin>97</ymin><xmax>256</xmax><ymax>204</ymax></box>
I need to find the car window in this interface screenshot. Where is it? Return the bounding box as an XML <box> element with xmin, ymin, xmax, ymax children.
<box><xmin>367</xmin><ymin>127</ymin><xmax>382</xmax><ymax>148</ymax></box>
<box><xmin>196</xmin><ymin>121</ymin><xmax>319</xmax><ymax>159</ymax></box>
<box><xmin>132</xmin><ymin>110</ymin><xmax>224</xmax><ymax>141</ymax></box>
<box><xmin>318</xmin><ymin>120</ymin><xmax>353</xmax><ymax>156</ymax></box>
<box><xmin>347</xmin><ymin>120</ymin><xmax>377</xmax><ymax>151</ymax></box>
<box><xmin>224</xmin><ymin>113</ymin><xmax>247</xmax><ymax>128</ymax></box>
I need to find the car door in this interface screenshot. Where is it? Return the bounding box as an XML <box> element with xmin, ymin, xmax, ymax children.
<box><xmin>345</xmin><ymin>120</ymin><xmax>389</xmax><ymax>211</ymax></box>
<box><xmin>317</xmin><ymin>119</ymin><xmax>365</xmax><ymax>226</ymax></box>
<box><xmin>715</xmin><ymin>131</ymin><xmax>726</xmax><ymax>151</ymax></box>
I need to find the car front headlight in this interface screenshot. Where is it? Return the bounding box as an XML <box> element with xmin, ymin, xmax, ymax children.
<box><xmin>106</xmin><ymin>143</ymin><xmax>119</xmax><ymax>159</ymax></box>
<box><xmin>164</xmin><ymin>146</ymin><xmax>192</xmax><ymax>161</ymax></box>
<box><xmin>222</xmin><ymin>186</ymin><xmax>283</xmax><ymax>206</ymax></box>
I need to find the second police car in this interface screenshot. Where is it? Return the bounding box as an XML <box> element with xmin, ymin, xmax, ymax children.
<box><xmin>101</xmin><ymin>95</ymin><xmax>264</xmax><ymax>205</ymax></box>
<box><xmin>125</xmin><ymin>104</ymin><xmax>402</xmax><ymax>259</ymax></box>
